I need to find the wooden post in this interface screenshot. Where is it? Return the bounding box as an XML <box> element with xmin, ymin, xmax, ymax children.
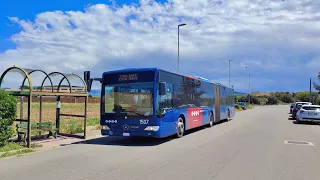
<box><xmin>84</xmin><ymin>96</ymin><xmax>87</xmax><ymax>139</ymax></box>
<box><xmin>39</xmin><ymin>96</ymin><xmax>42</xmax><ymax>136</ymax></box>
<box><xmin>56</xmin><ymin>96</ymin><xmax>61</xmax><ymax>134</ymax></box>
<box><xmin>20</xmin><ymin>96</ymin><xmax>23</xmax><ymax>124</ymax></box>
<box><xmin>27</xmin><ymin>96</ymin><xmax>31</xmax><ymax>148</ymax></box>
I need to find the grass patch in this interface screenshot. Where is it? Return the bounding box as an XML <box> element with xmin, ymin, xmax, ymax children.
<box><xmin>87</xmin><ymin>118</ymin><xmax>99</xmax><ymax>126</ymax></box>
<box><xmin>0</xmin><ymin>142</ymin><xmax>39</xmax><ymax>159</ymax></box>
<box><xmin>247</xmin><ymin>104</ymin><xmax>254</xmax><ymax>109</ymax></box>
<box><xmin>0</xmin><ymin>149</ymin><xmax>34</xmax><ymax>158</ymax></box>
<box><xmin>30</xmin><ymin>143</ymin><xmax>43</xmax><ymax>149</ymax></box>
<box><xmin>59</xmin><ymin>118</ymin><xmax>100</xmax><ymax>134</ymax></box>
<box><xmin>16</xmin><ymin>102</ymin><xmax>100</xmax><ymax>123</ymax></box>
<box><xmin>0</xmin><ymin>143</ymin><xmax>24</xmax><ymax>152</ymax></box>
<box><xmin>60</xmin><ymin>120</ymin><xmax>83</xmax><ymax>134</ymax></box>
<box><xmin>235</xmin><ymin>108</ymin><xmax>243</xmax><ymax>112</ymax></box>
<box><xmin>12</xmin><ymin>102</ymin><xmax>102</xmax><ymax>136</ymax></box>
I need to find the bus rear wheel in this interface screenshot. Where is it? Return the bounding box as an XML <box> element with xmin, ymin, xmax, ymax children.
<box><xmin>227</xmin><ymin>109</ymin><xmax>231</xmax><ymax>121</ymax></box>
<box><xmin>209</xmin><ymin>112</ymin><xmax>214</xmax><ymax>127</ymax></box>
<box><xmin>176</xmin><ymin>117</ymin><xmax>185</xmax><ymax>138</ymax></box>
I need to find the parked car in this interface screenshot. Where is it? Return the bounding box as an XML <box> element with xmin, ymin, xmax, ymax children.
<box><xmin>290</xmin><ymin>103</ymin><xmax>295</xmax><ymax>114</ymax></box>
<box><xmin>238</xmin><ymin>102</ymin><xmax>247</xmax><ymax>110</ymax></box>
<box><xmin>296</xmin><ymin>104</ymin><xmax>320</xmax><ymax>123</ymax></box>
<box><xmin>292</xmin><ymin>102</ymin><xmax>312</xmax><ymax>119</ymax></box>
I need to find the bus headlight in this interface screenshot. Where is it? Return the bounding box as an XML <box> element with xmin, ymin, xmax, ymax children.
<box><xmin>144</xmin><ymin>126</ymin><xmax>159</xmax><ymax>131</ymax></box>
<box><xmin>102</xmin><ymin>125</ymin><xmax>110</xmax><ymax>130</ymax></box>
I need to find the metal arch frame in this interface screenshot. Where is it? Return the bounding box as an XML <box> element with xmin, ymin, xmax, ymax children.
<box><xmin>0</xmin><ymin>66</ymin><xmax>33</xmax><ymax>148</ymax></box>
<box><xmin>21</xmin><ymin>69</ymin><xmax>54</xmax><ymax>93</ymax></box>
<box><xmin>0</xmin><ymin>66</ymin><xmax>33</xmax><ymax>92</ymax></box>
<box><xmin>0</xmin><ymin>66</ymin><xmax>89</xmax><ymax>149</ymax></box>
<box><xmin>57</xmin><ymin>73</ymin><xmax>88</xmax><ymax>93</ymax></box>
<box><xmin>40</xmin><ymin>72</ymin><xmax>72</xmax><ymax>93</ymax></box>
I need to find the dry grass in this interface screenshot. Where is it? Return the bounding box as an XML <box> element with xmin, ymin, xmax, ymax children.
<box><xmin>15</xmin><ymin>102</ymin><xmax>101</xmax><ymax>134</ymax></box>
<box><xmin>235</xmin><ymin>108</ymin><xmax>243</xmax><ymax>112</ymax></box>
<box><xmin>16</xmin><ymin>102</ymin><xmax>100</xmax><ymax>123</ymax></box>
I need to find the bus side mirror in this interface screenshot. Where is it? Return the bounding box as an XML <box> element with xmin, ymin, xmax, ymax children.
<box><xmin>159</xmin><ymin>82</ymin><xmax>167</xmax><ymax>96</ymax></box>
<box><xmin>84</xmin><ymin>71</ymin><xmax>102</xmax><ymax>92</ymax></box>
<box><xmin>84</xmin><ymin>71</ymin><xmax>91</xmax><ymax>92</ymax></box>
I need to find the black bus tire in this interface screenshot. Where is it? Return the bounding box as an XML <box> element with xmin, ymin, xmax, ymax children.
<box><xmin>209</xmin><ymin>111</ymin><xmax>214</xmax><ymax>127</ymax></box>
<box><xmin>227</xmin><ymin>109</ymin><xmax>231</xmax><ymax>121</ymax></box>
<box><xmin>176</xmin><ymin>117</ymin><xmax>185</xmax><ymax>138</ymax></box>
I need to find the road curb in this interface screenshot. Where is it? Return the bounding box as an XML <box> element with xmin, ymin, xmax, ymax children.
<box><xmin>0</xmin><ymin>148</ymin><xmax>34</xmax><ymax>158</ymax></box>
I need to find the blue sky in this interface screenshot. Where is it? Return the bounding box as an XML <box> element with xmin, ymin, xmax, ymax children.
<box><xmin>1</xmin><ymin>0</ymin><xmax>320</xmax><ymax>93</ymax></box>
<box><xmin>0</xmin><ymin>0</ymin><xmax>138</xmax><ymax>52</ymax></box>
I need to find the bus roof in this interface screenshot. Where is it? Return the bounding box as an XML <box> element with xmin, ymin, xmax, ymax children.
<box><xmin>102</xmin><ymin>68</ymin><xmax>160</xmax><ymax>75</ymax></box>
<box><xmin>102</xmin><ymin>68</ymin><xmax>232</xmax><ymax>89</ymax></box>
<box><xmin>102</xmin><ymin>67</ymin><xmax>198</xmax><ymax>80</ymax></box>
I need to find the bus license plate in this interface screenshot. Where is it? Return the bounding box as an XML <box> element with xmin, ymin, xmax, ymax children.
<box><xmin>123</xmin><ymin>133</ymin><xmax>130</xmax><ymax>136</ymax></box>
<box><xmin>308</xmin><ymin>112</ymin><xmax>317</xmax><ymax>115</ymax></box>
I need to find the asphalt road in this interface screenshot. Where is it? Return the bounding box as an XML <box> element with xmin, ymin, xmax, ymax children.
<box><xmin>1</xmin><ymin>105</ymin><xmax>320</xmax><ymax>180</ymax></box>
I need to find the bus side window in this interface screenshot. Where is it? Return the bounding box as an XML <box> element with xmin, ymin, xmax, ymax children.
<box><xmin>158</xmin><ymin>83</ymin><xmax>173</xmax><ymax>115</ymax></box>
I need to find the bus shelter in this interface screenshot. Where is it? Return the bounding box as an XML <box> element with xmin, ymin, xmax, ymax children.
<box><xmin>0</xmin><ymin>66</ymin><xmax>89</xmax><ymax>148</ymax></box>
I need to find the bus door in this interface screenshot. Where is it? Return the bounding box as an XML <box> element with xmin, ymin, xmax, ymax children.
<box><xmin>214</xmin><ymin>84</ymin><xmax>220</xmax><ymax>122</ymax></box>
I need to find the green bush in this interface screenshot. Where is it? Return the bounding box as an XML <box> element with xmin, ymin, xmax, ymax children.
<box><xmin>234</xmin><ymin>95</ymin><xmax>239</xmax><ymax>103</ymax></box>
<box><xmin>314</xmin><ymin>95</ymin><xmax>320</xmax><ymax>105</ymax></box>
<box><xmin>235</xmin><ymin>104</ymin><xmax>241</xmax><ymax>109</ymax></box>
<box><xmin>258</xmin><ymin>97</ymin><xmax>268</xmax><ymax>105</ymax></box>
<box><xmin>0</xmin><ymin>90</ymin><xmax>17</xmax><ymax>147</ymax></box>
<box><xmin>267</xmin><ymin>95</ymin><xmax>278</xmax><ymax>105</ymax></box>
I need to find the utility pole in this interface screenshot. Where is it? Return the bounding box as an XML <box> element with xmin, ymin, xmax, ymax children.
<box><xmin>248</xmin><ymin>74</ymin><xmax>251</xmax><ymax>105</ymax></box>
<box><xmin>310</xmin><ymin>78</ymin><xmax>312</xmax><ymax>103</ymax></box>
<box><xmin>177</xmin><ymin>23</ymin><xmax>186</xmax><ymax>74</ymax></box>
<box><xmin>229</xmin><ymin>60</ymin><xmax>233</xmax><ymax>87</ymax></box>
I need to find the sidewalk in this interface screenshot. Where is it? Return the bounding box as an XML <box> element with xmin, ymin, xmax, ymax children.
<box><xmin>33</xmin><ymin>130</ymin><xmax>104</xmax><ymax>150</ymax></box>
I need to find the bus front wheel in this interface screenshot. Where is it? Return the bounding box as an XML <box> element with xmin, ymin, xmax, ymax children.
<box><xmin>176</xmin><ymin>117</ymin><xmax>185</xmax><ymax>138</ymax></box>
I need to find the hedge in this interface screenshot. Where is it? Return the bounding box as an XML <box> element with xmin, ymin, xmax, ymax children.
<box><xmin>0</xmin><ymin>90</ymin><xmax>17</xmax><ymax>147</ymax></box>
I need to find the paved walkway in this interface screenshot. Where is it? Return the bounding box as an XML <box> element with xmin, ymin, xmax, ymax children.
<box><xmin>33</xmin><ymin>130</ymin><xmax>103</xmax><ymax>150</ymax></box>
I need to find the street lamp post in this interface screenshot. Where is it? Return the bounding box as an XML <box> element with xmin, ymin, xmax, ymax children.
<box><xmin>177</xmin><ymin>23</ymin><xmax>186</xmax><ymax>74</ymax></box>
<box><xmin>229</xmin><ymin>60</ymin><xmax>233</xmax><ymax>87</ymax></box>
<box><xmin>245</xmin><ymin>66</ymin><xmax>250</xmax><ymax>105</ymax></box>
<box><xmin>248</xmin><ymin>73</ymin><xmax>251</xmax><ymax>105</ymax></box>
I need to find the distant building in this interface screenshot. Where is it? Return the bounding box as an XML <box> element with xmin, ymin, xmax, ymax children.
<box><xmin>41</xmin><ymin>85</ymin><xmax>85</xmax><ymax>92</ymax></box>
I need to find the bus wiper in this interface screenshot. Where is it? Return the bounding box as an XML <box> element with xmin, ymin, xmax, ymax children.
<box><xmin>123</xmin><ymin>110</ymin><xmax>149</xmax><ymax>117</ymax></box>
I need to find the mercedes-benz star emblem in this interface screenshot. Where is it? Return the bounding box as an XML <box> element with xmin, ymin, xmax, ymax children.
<box><xmin>123</xmin><ymin>124</ymin><xmax>129</xmax><ymax>130</ymax></box>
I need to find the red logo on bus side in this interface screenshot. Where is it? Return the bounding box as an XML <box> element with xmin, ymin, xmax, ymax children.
<box><xmin>187</xmin><ymin>108</ymin><xmax>202</xmax><ymax>129</ymax></box>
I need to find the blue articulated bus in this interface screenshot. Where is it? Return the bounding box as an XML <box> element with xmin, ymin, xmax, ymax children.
<box><xmin>86</xmin><ymin>68</ymin><xmax>235</xmax><ymax>138</ymax></box>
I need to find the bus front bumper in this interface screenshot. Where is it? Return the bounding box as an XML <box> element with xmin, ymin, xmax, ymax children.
<box><xmin>101</xmin><ymin>130</ymin><xmax>160</xmax><ymax>137</ymax></box>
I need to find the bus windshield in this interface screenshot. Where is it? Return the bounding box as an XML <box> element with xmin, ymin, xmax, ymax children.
<box><xmin>104</xmin><ymin>82</ymin><xmax>154</xmax><ymax>116</ymax></box>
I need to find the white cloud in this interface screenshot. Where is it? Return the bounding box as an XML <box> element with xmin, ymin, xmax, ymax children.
<box><xmin>1</xmin><ymin>0</ymin><xmax>320</xmax><ymax>92</ymax></box>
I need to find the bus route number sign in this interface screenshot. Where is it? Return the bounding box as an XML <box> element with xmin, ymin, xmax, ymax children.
<box><xmin>119</xmin><ymin>74</ymin><xmax>138</xmax><ymax>81</ymax></box>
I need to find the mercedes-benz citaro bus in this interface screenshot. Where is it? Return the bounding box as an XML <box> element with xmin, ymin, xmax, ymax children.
<box><xmin>85</xmin><ymin>68</ymin><xmax>235</xmax><ymax>138</ymax></box>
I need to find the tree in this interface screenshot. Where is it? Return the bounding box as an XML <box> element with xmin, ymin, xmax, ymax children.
<box><xmin>313</xmin><ymin>72</ymin><xmax>320</xmax><ymax>92</ymax></box>
<box><xmin>19</xmin><ymin>85</ymin><xmax>30</xmax><ymax>90</ymax></box>
<box><xmin>314</xmin><ymin>95</ymin><xmax>320</xmax><ymax>105</ymax></box>
<box><xmin>248</xmin><ymin>95</ymin><xmax>260</xmax><ymax>104</ymax></box>
<box><xmin>279</xmin><ymin>93</ymin><xmax>294</xmax><ymax>103</ymax></box>
<box><xmin>0</xmin><ymin>90</ymin><xmax>17</xmax><ymax>147</ymax></box>
<box><xmin>238</xmin><ymin>95</ymin><xmax>248</xmax><ymax>102</ymax></box>
<box><xmin>295</xmin><ymin>91</ymin><xmax>311</xmax><ymax>102</ymax></box>
<box><xmin>267</xmin><ymin>95</ymin><xmax>278</xmax><ymax>105</ymax></box>
<box><xmin>234</xmin><ymin>95</ymin><xmax>239</xmax><ymax>103</ymax></box>
<box><xmin>258</xmin><ymin>97</ymin><xmax>268</xmax><ymax>105</ymax></box>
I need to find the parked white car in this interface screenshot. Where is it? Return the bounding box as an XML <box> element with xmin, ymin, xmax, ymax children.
<box><xmin>290</xmin><ymin>103</ymin><xmax>295</xmax><ymax>114</ymax></box>
<box><xmin>292</xmin><ymin>102</ymin><xmax>312</xmax><ymax>119</ymax></box>
<box><xmin>296</xmin><ymin>105</ymin><xmax>320</xmax><ymax>123</ymax></box>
